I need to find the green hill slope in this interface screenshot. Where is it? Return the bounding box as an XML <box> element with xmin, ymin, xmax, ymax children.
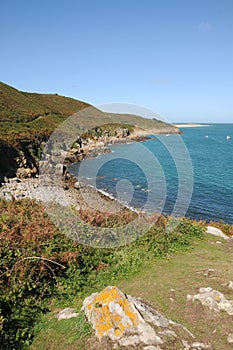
<box><xmin>0</xmin><ymin>81</ymin><xmax>178</xmax><ymax>145</ymax></box>
<box><xmin>0</xmin><ymin>82</ymin><xmax>179</xmax><ymax>181</ymax></box>
<box><xmin>0</xmin><ymin>81</ymin><xmax>90</xmax><ymax>123</ymax></box>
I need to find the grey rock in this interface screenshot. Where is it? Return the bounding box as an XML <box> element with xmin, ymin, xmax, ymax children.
<box><xmin>74</xmin><ymin>181</ymin><xmax>80</xmax><ymax>189</ymax></box>
<box><xmin>118</xmin><ymin>335</ymin><xmax>141</xmax><ymax>347</ymax></box>
<box><xmin>159</xmin><ymin>329</ymin><xmax>177</xmax><ymax>338</ymax></box>
<box><xmin>227</xmin><ymin>333</ymin><xmax>233</xmax><ymax>344</ymax></box>
<box><xmin>9</xmin><ymin>177</ymin><xmax>20</xmax><ymax>183</ymax></box>
<box><xmin>228</xmin><ymin>281</ymin><xmax>233</xmax><ymax>290</ymax></box>
<box><xmin>182</xmin><ymin>340</ymin><xmax>190</xmax><ymax>349</ymax></box>
<box><xmin>16</xmin><ymin>167</ymin><xmax>32</xmax><ymax>179</ymax></box>
<box><xmin>199</xmin><ymin>287</ymin><xmax>212</xmax><ymax>293</ymax></box>
<box><xmin>191</xmin><ymin>341</ymin><xmax>211</xmax><ymax>349</ymax></box>
<box><xmin>55</xmin><ymin>163</ymin><xmax>65</xmax><ymax>175</ymax></box>
<box><xmin>190</xmin><ymin>287</ymin><xmax>233</xmax><ymax>315</ymax></box>
<box><xmin>206</xmin><ymin>226</ymin><xmax>230</xmax><ymax>240</ymax></box>
<box><xmin>57</xmin><ymin>308</ymin><xmax>78</xmax><ymax>320</ymax></box>
<box><xmin>82</xmin><ymin>286</ymin><xmax>159</xmax><ymax>346</ymax></box>
<box><xmin>127</xmin><ymin>295</ymin><xmax>169</xmax><ymax>328</ymax></box>
<box><xmin>82</xmin><ymin>286</ymin><xmax>210</xmax><ymax>349</ymax></box>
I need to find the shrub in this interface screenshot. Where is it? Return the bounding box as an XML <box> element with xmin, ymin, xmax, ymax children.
<box><xmin>0</xmin><ymin>198</ymin><xmax>204</xmax><ymax>349</ymax></box>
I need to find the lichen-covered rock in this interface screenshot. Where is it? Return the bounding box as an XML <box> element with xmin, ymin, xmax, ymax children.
<box><xmin>189</xmin><ymin>287</ymin><xmax>233</xmax><ymax>315</ymax></box>
<box><xmin>82</xmin><ymin>286</ymin><xmax>212</xmax><ymax>349</ymax></box>
<box><xmin>82</xmin><ymin>286</ymin><xmax>160</xmax><ymax>346</ymax></box>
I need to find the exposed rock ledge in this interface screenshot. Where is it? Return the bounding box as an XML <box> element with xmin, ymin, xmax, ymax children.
<box><xmin>188</xmin><ymin>287</ymin><xmax>233</xmax><ymax>315</ymax></box>
<box><xmin>0</xmin><ymin>124</ymin><xmax>180</xmax><ymax>184</ymax></box>
<box><xmin>82</xmin><ymin>286</ymin><xmax>212</xmax><ymax>349</ymax></box>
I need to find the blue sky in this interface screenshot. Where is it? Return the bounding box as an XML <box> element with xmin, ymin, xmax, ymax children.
<box><xmin>1</xmin><ymin>0</ymin><xmax>233</xmax><ymax>122</ymax></box>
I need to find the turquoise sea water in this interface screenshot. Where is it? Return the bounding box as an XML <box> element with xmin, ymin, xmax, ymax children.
<box><xmin>71</xmin><ymin>124</ymin><xmax>233</xmax><ymax>224</ymax></box>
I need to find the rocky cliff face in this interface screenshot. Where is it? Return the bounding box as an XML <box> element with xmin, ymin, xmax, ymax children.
<box><xmin>0</xmin><ymin>124</ymin><xmax>180</xmax><ymax>184</ymax></box>
<box><xmin>0</xmin><ymin>142</ymin><xmax>20</xmax><ymax>183</ymax></box>
<box><xmin>0</xmin><ymin>140</ymin><xmax>40</xmax><ymax>183</ymax></box>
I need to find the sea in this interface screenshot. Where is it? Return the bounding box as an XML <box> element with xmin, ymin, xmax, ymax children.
<box><xmin>70</xmin><ymin>124</ymin><xmax>233</xmax><ymax>224</ymax></box>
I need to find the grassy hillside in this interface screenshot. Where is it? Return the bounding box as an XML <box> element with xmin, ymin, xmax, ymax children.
<box><xmin>1</xmin><ymin>196</ymin><xmax>233</xmax><ymax>349</ymax></box>
<box><xmin>0</xmin><ymin>197</ymin><xmax>206</xmax><ymax>350</ymax></box>
<box><xmin>0</xmin><ymin>81</ymin><xmax>91</xmax><ymax>123</ymax></box>
<box><xmin>0</xmin><ymin>82</ymin><xmax>91</xmax><ymax>146</ymax></box>
<box><xmin>0</xmin><ymin>81</ymin><xmax>178</xmax><ymax>147</ymax></box>
<box><xmin>30</xmin><ymin>235</ymin><xmax>233</xmax><ymax>350</ymax></box>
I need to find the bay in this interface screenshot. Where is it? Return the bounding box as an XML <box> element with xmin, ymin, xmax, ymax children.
<box><xmin>71</xmin><ymin>124</ymin><xmax>233</xmax><ymax>224</ymax></box>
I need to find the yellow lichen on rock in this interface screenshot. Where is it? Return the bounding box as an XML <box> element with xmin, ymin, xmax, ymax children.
<box><xmin>82</xmin><ymin>286</ymin><xmax>141</xmax><ymax>339</ymax></box>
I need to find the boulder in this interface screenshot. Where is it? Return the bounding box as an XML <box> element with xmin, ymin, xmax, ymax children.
<box><xmin>16</xmin><ymin>167</ymin><xmax>32</xmax><ymax>179</ymax></box>
<box><xmin>55</xmin><ymin>163</ymin><xmax>65</xmax><ymax>175</ymax></box>
<box><xmin>227</xmin><ymin>333</ymin><xmax>233</xmax><ymax>344</ymax></box>
<box><xmin>74</xmin><ymin>181</ymin><xmax>80</xmax><ymax>190</ymax></box>
<box><xmin>82</xmin><ymin>286</ymin><xmax>212</xmax><ymax>349</ymax></box>
<box><xmin>82</xmin><ymin>286</ymin><xmax>160</xmax><ymax>345</ymax></box>
<box><xmin>57</xmin><ymin>308</ymin><xmax>78</xmax><ymax>321</ymax></box>
<box><xmin>188</xmin><ymin>287</ymin><xmax>233</xmax><ymax>315</ymax></box>
<box><xmin>206</xmin><ymin>226</ymin><xmax>230</xmax><ymax>240</ymax></box>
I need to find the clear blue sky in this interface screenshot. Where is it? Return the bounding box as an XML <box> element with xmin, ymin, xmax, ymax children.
<box><xmin>1</xmin><ymin>0</ymin><xmax>233</xmax><ymax>122</ymax></box>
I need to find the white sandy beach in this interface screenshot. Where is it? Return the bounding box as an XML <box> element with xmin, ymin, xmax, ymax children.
<box><xmin>173</xmin><ymin>123</ymin><xmax>211</xmax><ymax>128</ymax></box>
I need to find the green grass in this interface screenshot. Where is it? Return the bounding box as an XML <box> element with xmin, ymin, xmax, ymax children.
<box><xmin>30</xmin><ymin>235</ymin><xmax>233</xmax><ymax>350</ymax></box>
<box><xmin>1</xmin><ymin>197</ymin><xmax>232</xmax><ymax>349</ymax></box>
<box><xmin>0</xmin><ymin>81</ymin><xmax>178</xmax><ymax>147</ymax></box>
<box><xmin>0</xmin><ymin>197</ymin><xmax>207</xmax><ymax>349</ymax></box>
<box><xmin>117</xmin><ymin>235</ymin><xmax>233</xmax><ymax>350</ymax></box>
<box><xmin>30</xmin><ymin>312</ymin><xmax>91</xmax><ymax>350</ymax></box>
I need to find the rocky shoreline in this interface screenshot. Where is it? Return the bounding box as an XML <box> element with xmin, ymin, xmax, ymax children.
<box><xmin>0</xmin><ymin>125</ymin><xmax>181</xmax><ymax>213</ymax></box>
<box><xmin>0</xmin><ymin>140</ymin><xmax>140</xmax><ymax>213</ymax></box>
<box><xmin>0</xmin><ymin>173</ymin><xmax>128</xmax><ymax>216</ymax></box>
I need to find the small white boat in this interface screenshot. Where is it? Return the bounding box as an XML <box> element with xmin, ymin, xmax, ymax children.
<box><xmin>205</xmin><ymin>135</ymin><xmax>208</xmax><ymax>138</ymax></box>
<box><xmin>226</xmin><ymin>136</ymin><xmax>231</xmax><ymax>140</ymax></box>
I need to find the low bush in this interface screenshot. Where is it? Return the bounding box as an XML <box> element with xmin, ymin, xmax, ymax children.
<box><xmin>0</xmin><ymin>198</ymin><xmax>205</xmax><ymax>349</ymax></box>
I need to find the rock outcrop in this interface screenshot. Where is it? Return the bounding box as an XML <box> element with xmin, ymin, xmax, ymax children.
<box><xmin>57</xmin><ymin>308</ymin><xmax>78</xmax><ymax>321</ymax></box>
<box><xmin>82</xmin><ymin>286</ymin><xmax>212</xmax><ymax>349</ymax></box>
<box><xmin>188</xmin><ymin>287</ymin><xmax>233</xmax><ymax>315</ymax></box>
<box><xmin>206</xmin><ymin>226</ymin><xmax>230</xmax><ymax>240</ymax></box>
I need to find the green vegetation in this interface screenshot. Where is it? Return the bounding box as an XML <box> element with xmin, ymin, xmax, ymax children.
<box><xmin>0</xmin><ymin>81</ymin><xmax>176</xmax><ymax>148</ymax></box>
<box><xmin>31</xmin><ymin>313</ymin><xmax>91</xmax><ymax>350</ymax></box>
<box><xmin>117</xmin><ymin>234</ymin><xmax>233</xmax><ymax>350</ymax></box>
<box><xmin>30</xmin><ymin>234</ymin><xmax>233</xmax><ymax>350</ymax></box>
<box><xmin>81</xmin><ymin>122</ymin><xmax>134</xmax><ymax>140</ymax></box>
<box><xmin>0</xmin><ymin>197</ymin><xmax>206</xmax><ymax>349</ymax></box>
<box><xmin>0</xmin><ymin>81</ymin><xmax>90</xmax><ymax>147</ymax></box>
<box><xmin>0</xmin><ymin>81</ymin><xmax>178</xmax><ymax>181</ymax></box>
